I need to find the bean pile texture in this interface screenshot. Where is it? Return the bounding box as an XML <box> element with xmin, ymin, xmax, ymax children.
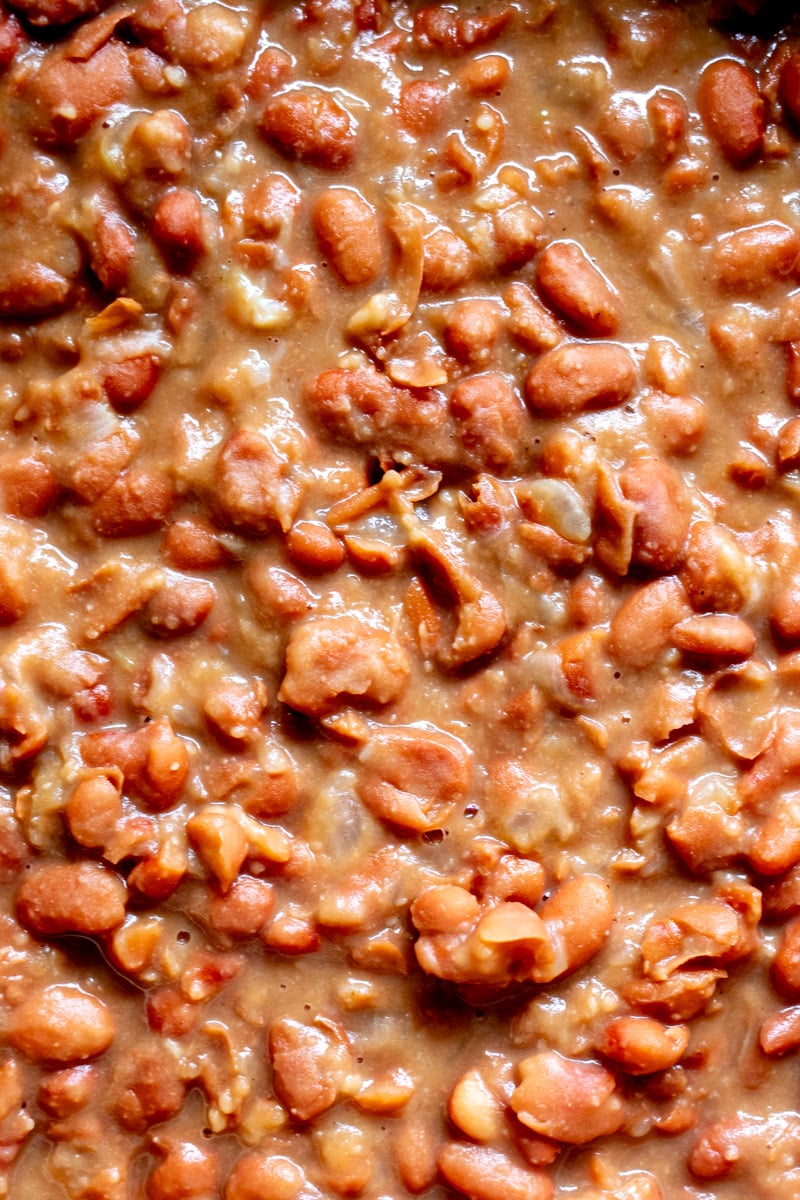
<box><xmin>2</xmin><ymin>0</ymin><xmax>800</xmax><ymax>1197</ymax></box>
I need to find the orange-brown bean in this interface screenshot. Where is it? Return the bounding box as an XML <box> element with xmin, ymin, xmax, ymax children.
<box><xmin>607</xmin><ymin>577</ymin><xmax>691</xmax><ymax>669</ymax></box>
<box><xmin>619</xmin><ymin>456</ymin><xmax>690</xmax><ymax>571</ymax></box>
<box><xmin>147</xmin><ymin>1142</ymin><xmax>220</xmax><ymax>1200</ymax></box>
<box><xmin>225</xmin><ymin>1152</ymin><xmax>304</xmax><ymax>1200</ymax></box>
<box><xmin>773</xmin><ymin>916</ymin><xmax>800</xmax><ymax>999</ymax></box>
<box><xmin>444</xmin><ymin>299</ymin><xmax>503</xmax><ymax>365</ymax></box>
<box><xmin>532</xmin><ymin>874</ymin><xmax>613</xmax><ymax>983</ymax></box>
<box><xmin>259</xmin><ymin>90</ymin><xmax>358</xmax><ymax>169</ymax></box>
<box><xmin>64</xmin><ymin>772</ymin><xmax>122</xmax><ymax>848</ymax></box>
<box><xmin>17</xmin><ymin>861</ymin><xmax>126</xmax><ymax>935</ymax></box>
<box><xmin>9</xmin><ymin>985</ymin><xmax>115</xmax><ymax>1064</ymax></box>
<box><xmin>671</xmin><ymin>614</ymin><xmax>755</xmax><ymax>661</ymax></box>
<box><xmin>698</xmin><ymin>58</ymin><xmax>764</xmax><ymax>165</ymax></box>
<box><xmin>712</xmin><ymin>222</ymin><xmax>800</xmax><ymax>292</ymax></box>
<box><xmin>450</xmin><ymin>372</ymin><xmax>524</xmax><ymax>472</ymax></box>
<box><xmin>524</xmin><ymin>342</ymin><xmax>635</xmax><ymax>416</ymax></box>
<box><xmin>460</xmin><ymin>53</ymin><xmax>510</xmax><ymax>95</ymax></box>
<box><xmin>770</xmin><ymin>573</ymin><xmax>800</xmax><ymax>642</ymax></box>
<box><xmin>313</xmin><ymin>188</ymin><xmax>384</xmax><ymax>287</ymax></box>
<box><xmin>396</xmin><ymin>79</ymin><xmax>448</xmax><ymax>133</ymax></box>
<box><xmin>759</xmin><ymin>1005</ymin><xmax>800</xmax><ymax>1056</ymax></box>
<box><xmin>422</xmin><ymin>228</ymin><xmax>473</xmax><ymax>292</ymax></box>
<box><xmin>92</xmin><ymin>469</ymin><xmax>175</xmax><ymax>538</ymax></box>
<box><xmin>536</xmin><ymin>241</ymin><xmax>621</xmax><ymax>337</ymax></box>
<box><xmin>152</xmin><ymin>188</ymin><xmax>207</xmax><ymax>269</ymax></box>
<box><xmin>438</xmin><ymin>1143</ymin><xmax>553</xmax><ymax>1200</ymax></box>
<box><xmin>598</xmin><ymin>1016</ymin><xmax>689</xmax><ymax>1075</ymax></box>
<box><xmin>511</xmin><ymin>1051</ymin><xmax>623</xmax><ymax>1144</ymax></box>
<box><xmin>285</xmin><ymin>521</ymin><xmax>345</xmax><ymax>574</ymax></box>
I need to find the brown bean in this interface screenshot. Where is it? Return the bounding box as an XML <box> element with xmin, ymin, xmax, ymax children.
<box><xmin>503</xmin><ymin>281</ymin><xmax>562</xmax><ymax>353</ymax></box>
<box><xmin>82</xmin><ymin>717</ymin><xmax>189</xmax><ymax>810</ymax></box>
<box><xmin>145</xmin><ymin>576</ymin><xmax>215</xmax><ymax>636</ymax></box>
<box><xmin>597</xmin><ymin>1016</ymin><xmax>689</xmax><ymax>1075</ymax></box>
<box><xmin>524</xmin><ymin>342</ymin><xmax>636</xmax><ymax>416</ymax></box>
<box><xmin>162</xmin><ymin>517</ymin><xmax>228</xmax><ymax>570</ymax></box>
<box><xmin>0</xmin><ymin>451</ymin><xmax>58</xmax><ymax>518</ymax></box>
<box><xmin>109</xmin><ymin>1044</ymin><xmax>187</xmax><ymax>1132</ymax></box>
<box><xmin>313</xmin><ymin>188</ymin><xmax>384</xmax><ymax>287</ymax></box>
<box><xmin>607</xmin><ymin>577</ymin><xmax>691</xmax><ymax>669</ymax></box>
<box><xmin>413</xmin><ymin>6</ymin><xmax>513</xmax><ymax>55</ymax></box>
<box><xmin>25</xmin><ymin>41</ymin><xmax>133</xmax><ymax>148</ymax></box>
<box><xmin>422</xmin><ymin>228</ymin><xmax>473</xmax><ymax>292</ymax></box>
<box><xmin>9</xmin><ymin>985</ymin><xmax>114</xmax><ymax>1064</ymax></box>
<box><xmin>214</xmin><ymin>427</ymin><xmax>301</xmax><ymax>536</ymax></box>
<box><xmin>688</xmin><ymin>1119</ymin><xmax>744</xmax><ymax>1180</ymax></box>
<box><xmin>65</xmin><ymin>772</ymin><xmax>122</xmax><ymax>848</ymax></box>
<box><xmin>208</xmin><ymin>875</ymin><xmax>274</xmax><ymax>939</ymax></box>
<box><xmin>780</xmin><ymin>51</ymin><xmax>800</xmax><ymax>128</ymax></box>
<box><xmin>641</xmin><ymin>391</ymin><xmax>707</xmax><ymax>456</ymax></box>
<box><xmin>259</xmin><ymin>90</ymin><xmax>358</xmax><ymax>169</ymax></box>
<box><xmin>437</xmin><ymin>1143</ymin><xmax>553</xmax><ymax>1200</ymax></box>
<box><xmin>37</xmin><ymin>1065</ymin><xmax>96</xmax><ymax>1117</ymax></box>
<box><xmin>225</xmin><ymin>1152</ymin><xmax>304</xmax><ymax>1200</ymax></box>
<box><xmin>773</xmin><ymin>916</ymin><xmax>800</xmax><ymax>999</ymax></box>
<box><xmin>17</xmin><ymin>861</ymin><xmax>126</xmax><ymax>935</ymax></box>
<box><xmin>698</xmin><ymin>58</ymin><xmax>764</xmax><ymax>165</ymax></box>
<box><xmin>680</xmin><ymin>520</ymin><xmax>754</xmax><ymax>612</ymax></box>
<box><xmin>759</xmin><ymin>1005</ymin><xmax>800</xmax><ymax>1056</ymax></box>
<box><xmin>397</xmin><ymin>79</ymin><xmax>448</xmax><ymax>133</ymax></box>
<box><xmin>460</xmin><ymin>53</ymin><xmax>510</xmax><ymax>95</ymax></box>
<box><xmin>771</xmin><ymin>573</ymin><xmax>800</xmax><ymax>642</ymax></box>
<box><xmin>532</xmin><ymin>875</ymin><xmax>613</xmax><ymax>984</ymax></box>
<box><xmin>450</xmin><ymin>372</ymin><xmax>524</xmax><ymax>472</ymax></box>
<box><xmin>152</xmin><ymin>188</ymin><xmax>207</xmax><ymax>270</ymax></box>
<box><xmin>357</xmin><ymin>725</ymin><xmax>472</xmax><ymax>833</ymax></box>
<box><xmin>279</xmin><ymin>615</ymin><xmax>409</xmax><ymax>717</ymax></box>
<box><xmin>536</xmin><ymin>241</ymin><xmax>621</xmax><ymax>337</ymax></box>
<box><xmin>147</xmin><ymin>1142</ymin><xmax>220</xmax><ymax>1200</ymax></box>
<box><xmin>268</xmin><ymin>1017</ymin><xmax>354</xmax><ymax>1121</ymax></box>
<box><xmin>511</xmin><ymin>1051</ymin><xmax>623</xmax><ymax>1144</ymax></box>
<box><xmin>285</xmin><ymin>520</ymin><xmax>345</xmax><ymax>574</ymax></box>
<box><xmin>712</xmin><ymin>222</ymin><xmax>800</xmax><ymax>292</ymax></box>
<box><xmin>671</xmin><ymin>614</ymin><xmax>755</xmax><ymax>661</ymax></box>
<box><xmin>92</xmin><ymin>469</ymin><xmax>175</xmax><ymax>537</ymax></box>
<box><xmin>445</xmin><ymin>299</ymin><xmax>503</xmax><ymax>365</ymax></box>
<box><xmin>619</xmin><ymin>456</ymin><xmax>690</xmax><ymax>571</ymax></box>
<box><xmin>103</xmin><ymin>354</ymin><xmax>160</xmax><ymax>412</ymax></box>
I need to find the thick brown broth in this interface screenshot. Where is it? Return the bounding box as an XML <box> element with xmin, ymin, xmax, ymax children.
<box><xmin>3</xmin><ymin>0</ymin><xmax>800</xmax><ymax>1197</ymax></box>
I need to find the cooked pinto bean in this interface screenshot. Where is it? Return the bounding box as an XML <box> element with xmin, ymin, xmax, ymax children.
<box><xmin>279</xmin><ymin>615</ymin><xmax>409</xmax><ymax>716</ymax></box>
<box><xmin>81</xmin><ymin>717</ymin><xmax>189</xmax><ymax>809</ymax></box>
<box><xmin>146</xmin><ymin>1142</ymin><xmax>220</xmax><ymax>1200</ymax></box>
<box><xmin>450</xmin><ymin>372</ymin><xmax>525</xmax><ymax>472</ymax></box>
<box><xmin>773</xmin><ymin>917</ymin><xmax>800</xmax><ymax>999</ymax></box>
<box><xmin>413</xmin><ymin>6</ymin><xmax>513</xmax><ymax>55</ymax></box>
<box><xmin>7</xmin><ymin>0</ymin><xmax>104</xmax><ymax>25</ymax></box>
<box><xmin>102</xmin><ymin>354</ymin><xmax>161</xmax><ymax>412</ymax></box>
<box><xmin>524</xmin><ymin>343</ymin><xmax>636</xmax><ymax>416</ymax></box>
<box><xmin>64</xmin><ymin>772</ymin><xmax>123</xmax><ymax>848</ymax></box>
<box><xmin>698</xmin><ymin>58</ymin><xmax>764</xmax><ymax>165</ymax></box>
<box><xmin>510</xmin><ymin>1051</ymin><xmax>623</xmax><ymax>1144</ymax></box>
<box><xmin>9</xmin><ymin>986</ymin><xmax>115</xmax><ymax>1064</ymax></box>
<box><xmin>607</xmin><ymin>577</ymin><xmax>691</xmax><ymax>668</ymax></box>
<box><xmin>17</xmin><ymin>862</ymin><xmax>126</xmax><ymax>936</ymax></box>
<box><xmin>356</xmin><ymin>725</ymin><xmax>472</xmax><ymax>832</ymax></box>
<box><xmin>444</xmin><ymin>299</ymin><xmax>503</xmax><ymax>365</ymax></box>
<box><xmin>259</xmin><ymin>90</ymin><xmax>358</xmax><ymax>168</ymax></box>
<box><xmin>25</xmin><ymin>41</ymin><xmax>133</xmax><ymax>148</ymax></box>
<box><xmin>536</xmin><ymin>241</ymin><xmax>621</xmax><ymax>337</ymax></box>
<box><xmin>109</xmin><ymin>1045</ymin><xmax>187</xmax><ymax>1132</ymax></box>
<box><xmin>313</xmin><ymin>188</ymin><xmax>384</xmax><ymax>286</ymax></box>
<box><xmin>619</xmin><ymin>456</ymin><xmax>690</xmax><ymax>571</ymax></box>
<box><xmin>145</xmin><ymin>575</ymin><xmax>215</xmax><ymax>636</ymax></box>
<box><xmin>268</xmin><ymin>1017</ymin><xmax>354</xmax><ymax>1121</ymax></box>
<box><xmin>712</xmin><ymin>222</ymin><xmax>800</xmax><ymax>291</ymax></box>
<box><xmin>214</xmin><ymin>428</ymin><xmax>301</xmax><ymax>535</ymax></box>
<box><xmin>437</xmin><ymin>1143</ymin><xmax>553</xmax><ymax>1200</ymax></box>
<box><xmin>92</xmin><ymin>469</ymin><xmax>176</xmax><ymax>537</ymax></box>
<box><xmin>770</xmin><ymin>572</ymin><xmax>800</xmax><ymax>642</ymax></box>
<box><xmin>225</xmin><ymin>1153</ymin><xmax>305</xmax><ymax>1200</ymax></box>
<box><xmin>597</xmin><ymin>1016</ymin><xmax>689</xmax><ymax>1075</ymax></box>
<box><xmin>671</xmin><ymin>614</ymin><xmax>755</xmax><ymax>661</ymax></box>
<box><xmin>780</xmin><ymin>52</ymin><xmax>800</xmax><ymax>128</ymax></box>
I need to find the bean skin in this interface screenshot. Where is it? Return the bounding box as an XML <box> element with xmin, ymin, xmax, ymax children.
<box><xmin>9</xmin><ymin>985</ymin><xmax>115</xmax><ymax>1064</ymax></box>
<box><xmin>313</xmin><ymin>188</ymin><xmax>384</xmax><ymax>286</ymax></box>
<box><xmin>524</xmin><ymin>343</ymin><xmax>636</xmax><ymax>416</ymax></box>
<box><xmin>759</xmin><ymin>1006</ymin><xmax>800</xmax><ymax>1056</ymax></box>
<box><xmin>698</xmin><ymin>58</ymin><xmax>764</xmax><ymax>165</ymax></box>
<box><xmin>536</xmin><ymin>241</ymin><xmax>621</xmax><ymax>337</ymax></box>
<box><xmin>532</xmin><ymin>875</ymin><xmax>613</xmax><ymax>984</ymax></box>
<box><xmin>17</xmin><ymin>861</ymin><xmax>126</xmax><ymax>936</ymax></box>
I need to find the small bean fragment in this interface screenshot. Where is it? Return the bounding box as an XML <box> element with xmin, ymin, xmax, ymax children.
<box><xmin>9</xmin><ymin>985</ymin><xmax>114</xmax><ymax>1064</ymax></box>
<box><xmin>536</xmin><ymin>241</ymin><xmax>621</xmax><ymax>336</ymax></box>
<box><xmin>698</xmin><ymin>58</ymin><xmax>764</xmax><ymax>165</ymax></box>
<box><xmin>759</xmin><ymin>1006</ymin><xmax>800</xmax><ymax>1056</ymax></box>
<box><xmin>524</xmin><ymin>343</ymin><xmax>636</xmax><ymax>416</ymax></box>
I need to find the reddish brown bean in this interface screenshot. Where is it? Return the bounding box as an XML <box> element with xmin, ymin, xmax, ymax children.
<box><xmin>698</xmin><ymin>58</ymin><xmax>764</xmax><ymax>165</ymax></box>
<box><xmin>24</xmin><ymin>41</ymin><xmax>133</xmax><ymax>148</ymax></box>
<box><xmin>536</xmin><ymin>241</ymin><xmax>621</xmax><ymax>337</ymax></box>
<box><xmin>445</xmin><ymin>299</ymin><xmax>503</xmax><ymax>365</ymax></box>
<box><xmin>357</xmin><ymin>725</ymin><xmax>472</xmax><ymax>833</ymax></box>
<box><xmin>313</xmin><ymin>188</ymin><xmax>384</xmax><ymax>286</ymax></box>
<box><xmin>437</xmin><ymin>1143</ymin><xmax>553</xmax><ymax>1200</ymax></box>
<box><xmin>8</xmin><ymin>0</ymin><xmax>101</xmax><ymax>26</ymax></box>
<box><xmin>597</xmin><ymin>1016</ymin><xmax>689</xmax><ymax>1075</ymax></box>
<box><xmin>510</xmin><ymin>1051</ymin><xmax>623</xmax><ymax>1144</ymax></box>
<box><xmin>771</xmin><ymin>572</ymin><xmax>800</xmax><ymax>642</ymax></box>
<box><xmin>279</xmin><ymin>615</ymin><xmax>409</xmax><ymax>717</ymax></box>
<box><xmin>91</xmin><ymin>469</ymin><xmax>176</xmax><ymax>538</ymax></box>
<box><xmin>413</xmin><ymin>6</ymin><xmax>513</xmax><ymax>55</ymax></box>
<box><xmin>285</xmin><ymin>521</ymin><xmax>345</xmax><ymax>574</ymax></box>
<box><xmin>759</xmin><ymin>1005</ymin><xmax>800</xmax><ymax>1056</ymax></box>
<box><xmin>225</xmin><ymin>1152</ymin><xmax>304</xmax><ymax>1200</ymax></box>
<box><xmin>152</xmin><ymin>188</ymin><xmax>207</xmax><ymax>269</ymax></box>
<box><xmin>9</xmin><ymin>985</ymin><xmax>115</xmax><ymax>1064</ymax></box>
<box><xmin>145</xmin><ymin>576</ymin><xmax>215</xmax><ymax>636</ymax></box>
<box><xmin>37</xmin><ymin>1065</ymin><xmax>96</xmax><ymax>1117</ymax></box>
<box><xmin>147</xmin><ymin>1142</ymin><xmax>220</xmax><ymax>1200</ymax></box>
<box><xmin>524</xmin><ymin>343</ymin><xmax>636</xmax><ymax>416</ymax></box>
<box><xmin>103</xmin><ymin>354</ymin><xmax>161</xmax><ymax>412</ymax></box>
<box><xmin>162</xmin><ymin>518</ymin><xmax>228</xmax><ymax>570</ymax></box>
<box><xmin>208</xmin><ymin>875</ymin><xmax>275</xmax><ymax>939</ymax></box>
<box><xmin>268</xmin><ymin>1017</ymin><xmax>354</xmax><ymax>1121</ymax></box>
<box><xmin>422</xmin><ymin>228</ymin><xmax>473</xmax><ymax>292</ymax></box>
<box><xmin>712</xmin><ymin>222</ymin><xmax>800</xmax><ymax>292</ymax></box>
<box><xmin>213</xmin><ymin>427</ymin><xmax>301</xmax><ymax>535</ymax></box>
<box><xmin>671</xmin><ymin>614</ymin><xmax>755</xmax><ymax>661</ymax></box>
<box><xmin>82</xmin><ymin>717</ymin><xmax>189</xmax><ymax>810</ymax></box>
<box><xmin>607</xmin><ymin>577</ymin><xmax>691</xmax><ymax>669</ymax></box>
<box><xmin>259</xmin><ymin>90</ymin><xmax>358</xmax><ymax>168</ymax></box>
<box><xmin>17</xmin><ymin>861</ymin><xmax>126</xmax><ymax>935</ymax></box>
<box><xmin>109</xmin><ymin>1045</ymin><xmax>187</xmax><ymax>1132</ymax></box>
<box><xmin>396</xmin><ymin>79</ymin><xmax>448</xmax><ymax>133</ymax></box>
<box><xmin>619</xmin><ymin>456</ymin><xmax>690</xmax><ymax>571</ymax></box>
<box><xmin>773</xmin><ymin>916</ymin><xmax>800</xmax><ymax>999</ymax></box>
<box><xmin>64</xmin><ymin>772</ymin><xmax>122</xmax><ymax>848</ymax></box>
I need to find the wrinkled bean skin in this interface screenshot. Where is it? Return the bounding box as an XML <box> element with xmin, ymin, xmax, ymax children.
<box><xmin>279</xmin><ymin>615</ymin><xmax>409</xmax><ymax>716</ymax></box>
<box><xmin>698</xmin><ymin>58</ymin><xmax>764</xmax><ymax>165</ymax></box>
<box><xmin>9</xmin><ymin>985</ymin><xmax>115</xmax><ymax>1064</ymax></box>
<box><xmin>524</xmin><ymin>343</ymin><xmax>636</xmax><ymax>416</ymax></box>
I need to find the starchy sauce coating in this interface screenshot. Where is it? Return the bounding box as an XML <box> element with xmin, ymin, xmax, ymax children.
<box><xmin>2</xmin><ymin>0</ymin><xmax>800</xmax><ymax>1197</ymax></box>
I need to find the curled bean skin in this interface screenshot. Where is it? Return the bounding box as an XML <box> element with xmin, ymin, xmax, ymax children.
<box><xmin>524</xmin><ymin>343</ymin><xmax>636</xmax><ymax>416</ymax></box>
